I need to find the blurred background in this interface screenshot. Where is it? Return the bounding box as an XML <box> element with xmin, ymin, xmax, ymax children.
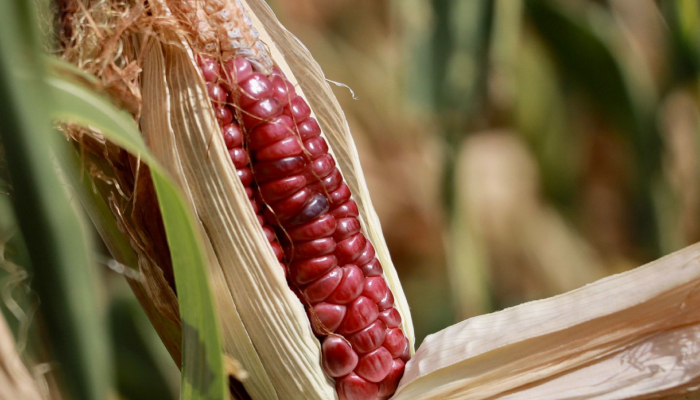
<box><xmin>3</xmin><ymin>0</ymin><xmax>700</xmax><ymax>398</ymax></box>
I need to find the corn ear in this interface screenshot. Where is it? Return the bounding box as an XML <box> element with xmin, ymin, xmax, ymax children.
<box><xmin>240</xmin><ymin>0</ymin><xmax>416</xmax><ymax>351</ymax></box>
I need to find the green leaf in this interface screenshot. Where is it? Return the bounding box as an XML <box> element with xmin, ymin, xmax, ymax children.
<box><xmin>525</xmin><ymin>0</ymin><xmax>663</xmax><ymax>257</ymax></box>
<box><xmin>46</xmin><ymin>63</ymin><xmax>227</xmax><ymax>400</ymax></box>
<box><xmin>110</xmin><ymin>296</ymin><xmax>179</xmax><ymax>400</ymax></box>
<box><xmin>661</xmin><ymin>0</ymin><xmax>700</xmax><ymax>80</ymax></box>
<box><xmin>0</xmin><ymin>1</ymin><xmax>112</xmax><ymax>400</ymax></box>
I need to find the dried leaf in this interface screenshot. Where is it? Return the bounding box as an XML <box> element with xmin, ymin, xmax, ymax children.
<box><xmin>394</xmin><ymin>243</ymin><xmax>700</xmax><ymax>399</ymax></box>
<box><xmin>0</xmin><ymin>316</ymin><xmax>44</xmax><ymax>400</ymax></box>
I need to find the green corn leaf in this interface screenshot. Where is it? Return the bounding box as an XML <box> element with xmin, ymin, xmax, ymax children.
<box><xmin>0</xmin><ymin>1</ymin><xmax>112</xmax><ymax>399</ymax></box>
<box><xmin>46</xmin><ymin>62</ymin><xmax>228</xmax><ymax>400</ymax></box>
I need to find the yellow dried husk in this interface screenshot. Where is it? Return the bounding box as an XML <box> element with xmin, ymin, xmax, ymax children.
<box><xmin>394</xmin><ymin>243</ymin><xmax>700</xmax><ymax>400</ymax></box>
<box><xmin>0</xmin><ymin>316</ymin><xmax>44</xmax><ymax>400</ymax></box>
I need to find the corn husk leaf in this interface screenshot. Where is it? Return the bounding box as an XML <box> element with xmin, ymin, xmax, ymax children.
<box><xmin>393</xmin><ymin>242</ymin><xmax>700</xmax><ymax>399</ymax></box>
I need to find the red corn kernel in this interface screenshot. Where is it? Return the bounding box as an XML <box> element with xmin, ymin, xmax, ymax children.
<box><xmin>321</xmin><ymin>168</ymin><xmax>343</xmax><ymax>192</ymax></box>
<box><xmin>257</xmin><ymin>214</ymin><xmax>265</xmax><ymax>226</ymax></box>
<box><xmin>248</xmin><ymin>116</ymin><xmax>295</xmax><ymax>151</ymax></box>
<box><xmin>237</xmin><ymin>168</ymin><xmax>253</xmax><ymax>186</ymax></box>
<box><xmin>322</xmin><ymin>336</ymin><xmax>359</xmax><ymax>377</ymax></box>
<box><xmin>355</xmin><ymin>242</ymin><xmax>376</xmax><ymax>267</ymax></box>
<box><xmin>308</xmin><ymin>168</ymin><xmax>342</xmax><ymax>193</ymax></box>
<box><xmin>303</xmin><ymin>136</ymin><xmax>329</xmax><ymax>159</ymax></box>
<box><xmin>378</xmin><ymin>308</ymin><xmax>401</xmax><ymax>328</ymax></box>
<box><xmin>255</xmin><ymin>136</ymin><xmax>303</xmax><ymax>161</ymax></box>
<box><xmin>399</xmin><ymin>344</ymin><xmax>410</xmax><ymax>362</ymax></box>
<box><xmin>270</xmin><ymin>241</ymin><xmax>285</xmax><ymax>261</ymax></box>
<box><xmin>377</xmin><ymin>359</ymin><xmax>405</xmax><ymax>398</ymax></box>
<box><xmin>262</xmin><ymin>225</ymin><xmax>277</xmax><ymax>242</ymax></box>
<box><xmin>269</xmin><ymin>188</ymin><xmax>311</xmax><ymax>220</ymax></box>
<box><xmin>259</xmin><ymin>175</ymin><xmax>307</xmax><ymax>203</ymax></box>
<box><xmin>377</xmin><ymin>289</ymin><xmax>394</xmax><ymax>311</ymax></box>
<box><xmin>242</xmin><ymin>97</ymin><xmax>283</xmax><ymax>128</ymax></box>
<box><xmin>329</xmin><ymin>183</ymin><xmax>352</xmax><ymax>208</ymax></box>
<box><xmin>271</xmin><ymin>65</ymin><xmax>286</xmax><ymax>78</ymax></box>
<box><xmin>222</xmin><ymin>124</ymin><xmax>243</xmax><ymax>149</ymax></box>
<box><xmin>225</xmin><ymin>57</ymin><xmax>253</xmax><ymax>85</ymax></box>
<box><xmin>245</xmin><ymin>187</ymin><xmax>254</xmax><ymax>199</ymax></box>
<box><xmin>337</xmin><ymin>296</ymin><xmax>379</xmax><ymax>335</ymax></box>
<box><xmin>310</xmin><ymin>302</ymin><xmax>346</xmax><ymax>335</ymax></box>
<box><xmin>383</xmin><ymin>328</ymin><xmax>408</xmax><ymax>358</ymax></box>
<box><xmin>272</xmin><ymin>75</ymin><xmax>296</xmax><ymax>106</ymax></box>
<box><xmin>290</xmin><ymin>255</ymin><xmax>338</xmax><ymax>285</ymax></box>
<box><xmin>304</xmin><ymin>153</ymin><xmax>335</xmax><ymax>180</ymax></box>
<box><xmin>228</xmin><ymin>148</ymin><xmax>248</xmax><ymax>169</ymax></box>
<box><xmin>334</xmin><ymin>217</ymin><xmax>361</xmax><ymax>241</ymax></box>
<box><xmin>215</xmin><ymin>106</ymin><xmax>233</xmax><ymax>125</ymax></box>
<box><xmin>206</xmin><ymin>82</ymin><xmax>228</xmax><ymax>104</ymax></box>
<box><xmin>198</xmin><ymin>55</ymin><xmax>220</xmax><ymax>82</ymax></box>
<box><xmin>284</xmin><ymin>96</ymin><xmax>312</xmax><ymax>122</ymax></box>
<box><xmin>326</xmin><ymin>265</ymin><xmax>364</xmax><ymax>304</ymax></box>
<box><xmin>239</xmin><ymin>73</ymin><xmax>273</xmax><ymax>108</ymax></box>
<box><xmin>335</xmin><ymin>233</ymin><xmax>367</xmax><ymax>264</ymax></box>
<box><xmin>287</xmin><ymin>214</ymin><xmax>337</xmax><ymax>241</ymax></box>
<box><xmin>252</xmin><ymin>156</ymin><xmax>307</xmax><ymax>183</ymax></box>
<box><xmin>263</xmin><ymin>207</ymin><xmax>277</xmax><ymax>226</ymax></box>
<box><xmin>362</xmin><ymin>276</ymin><xmax>389</xmax><ymax>304</ymax></box>
<box><xmin>283</xmin><ymin>193</ymin><xmax>329</xmax><ymax>227</ymax></box>
<box><xmin>249</xmin><ymin>197</ymin><xmax>260</xmax><ymax>214</ymax></box>
<box><xmin>336</xmin><ymin>373</ymin><xmax>379</xmax><ymax>400</ymax></box>
<box><xmin>297</xmin><ymin>118</ymin><xmax>322</xmax><ymax>140</ymax></box>
<box><xmin>329</xmin><ymin>199</ymin><xmax>359</xmax><ymax>219</ymax></box>
<box><xmin>303</xmin><ymin>266</ymin><xmax>342</xmax><ymax>304</ymax></box>
<box><xmin>288</xmin><ymin>237</ymin><xmax>336</xmax><ymax>260</ymax></box>
<box><xmin>360</xmin><ymin>258</ymin><xmax>383</xmax><ymax>277</ymax></box>
<box><xmin>348</xmin><ymin>320</ymin><xmax>386</xmax><ymax>354</ymax></box>
<box><xmin>355</xmin><ymin>347</ymin><xmax>393</xmax><ymax>383</ymax></box>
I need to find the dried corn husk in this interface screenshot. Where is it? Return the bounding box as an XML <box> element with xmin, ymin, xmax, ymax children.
<box><xmin>394</xmin><ymin>242</ymin><xmax>700</xmax><ymax>399</ymax></box>
<box><xmin>0</xmin><ymin>316</ymin><xmax>44</xmax><ymax>400</ymax></box>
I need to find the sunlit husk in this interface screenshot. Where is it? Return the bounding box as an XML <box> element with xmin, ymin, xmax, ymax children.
<box><xmin>0</xmin><ymin>316</ymin><xmax>44</xmax><ymax>400</ymax></box>
<box><xmin>393</xmin><ymin>242</ymin><xmax>700</xmax><ymax>399</ymax></box>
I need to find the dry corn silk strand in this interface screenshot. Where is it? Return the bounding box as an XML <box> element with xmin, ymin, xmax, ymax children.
<box><xmin>191</xmin><ymin>9</ymin><xmax>410</xmax><ymax>400</ymax></box>
<box><xmin>59</xmin><ymin>0</ymin><xmax>411</xmax><ymax>399</ymax></box>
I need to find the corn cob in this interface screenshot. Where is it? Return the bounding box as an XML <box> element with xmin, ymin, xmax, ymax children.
<box><xmin>183</xmin><ymin>1</ymin><xmax>410</xmax><ymax>398</ymax></box>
